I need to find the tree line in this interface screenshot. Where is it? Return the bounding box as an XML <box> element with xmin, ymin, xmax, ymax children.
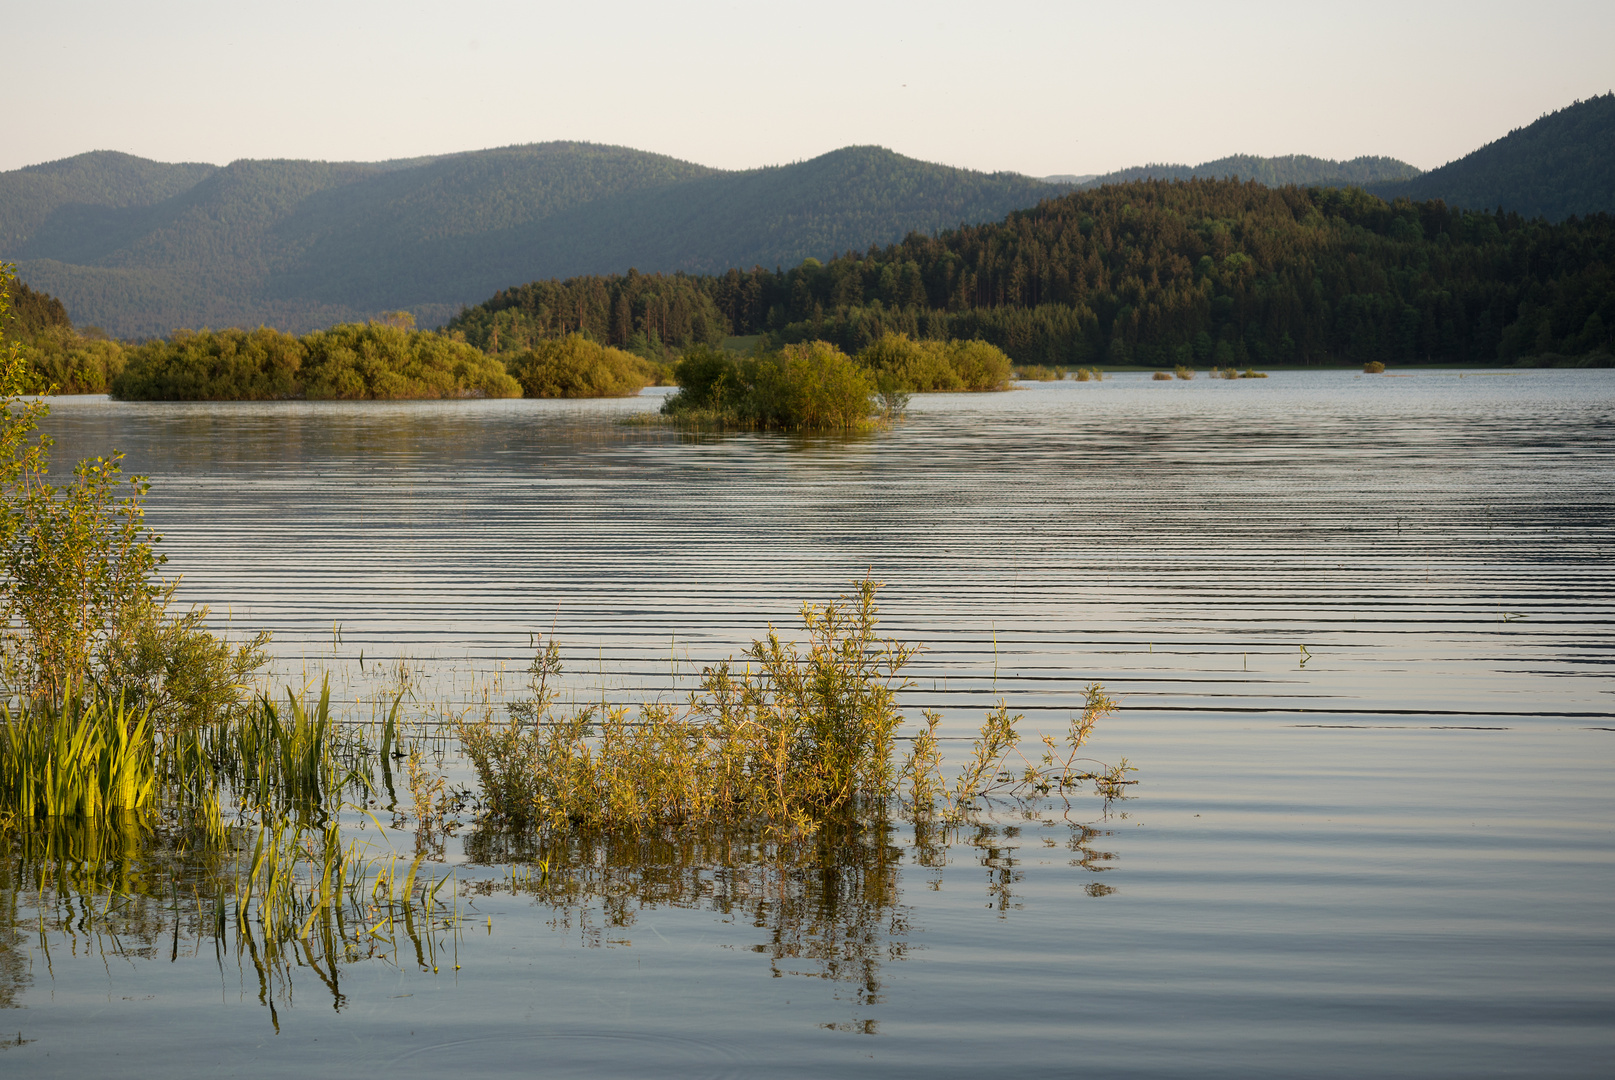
<box><xmin>453</xmin><ymin>178</ymin><xmax>1615</xmax><ymax>368</ymax></box>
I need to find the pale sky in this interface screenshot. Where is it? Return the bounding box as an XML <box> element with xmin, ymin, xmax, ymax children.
<box><xmin>8</xmin><ymin>0</ymin><xmax>1613</xmax><ymax>176</ymax></box>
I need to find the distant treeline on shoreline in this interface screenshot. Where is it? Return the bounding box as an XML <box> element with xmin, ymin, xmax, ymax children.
<box><xmin>447</xmin><ymin>178</ymin><xmax>1613</xmax><ymax>370</ymax></box>
<box><xmin>9</xmin><ymin>177</ymin><xmax>1613</xmax><ymax>394</ymax></box>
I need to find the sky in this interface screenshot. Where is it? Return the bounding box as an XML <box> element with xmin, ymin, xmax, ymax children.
<box><xmin>7</xmin><ymin>0</ymin><xmax>1614</xmax><ymax>176</ymax></box>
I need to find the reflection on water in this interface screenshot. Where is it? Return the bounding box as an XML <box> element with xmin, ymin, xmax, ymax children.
<box><xmin>1</xmin><ymin>806</ymin><xmax>1120</xmax><ymax>1021</ymax></box>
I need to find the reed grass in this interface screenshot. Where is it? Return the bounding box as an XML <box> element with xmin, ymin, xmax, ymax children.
<box><xmin>0</xmin><ymin>694</ymin><xmax>155</xmax><ymax>819</ymax></box>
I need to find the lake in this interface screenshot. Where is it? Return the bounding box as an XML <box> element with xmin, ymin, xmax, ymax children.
<box><xmin>5</xmin><ymin>369</ymin><xmax>1612</xmax><ymax>1077</ymax></box>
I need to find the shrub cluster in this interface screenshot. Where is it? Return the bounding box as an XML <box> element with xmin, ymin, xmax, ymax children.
<box><xmin>457</xmin><ymin>579</ymin><xmax>1130</xmax><ymax>836</ymax></box>
<box><xmin>660</xmin><ymin>341</ymin><xmax>880</xmax><ymax>431</ymax></box>
<box><xmin>855</xmin><ymin>333</ymin><xmax>1013</xmax><ymax>392</ymax></box>
<box><xmin>505</xmin><ymin>333</ymin><xmax>667</xmax><ymax>398</ymax></box>
<box><xmin>111</xmin><ymin>322</ymin><xmax>522</xmax><ymax>401</ymax></box>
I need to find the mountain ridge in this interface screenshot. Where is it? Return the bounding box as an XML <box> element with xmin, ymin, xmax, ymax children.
<box><xmin>2</xmin><ymin>143</ymin><xmax>1061</xmax><ymax>336</ymax></box>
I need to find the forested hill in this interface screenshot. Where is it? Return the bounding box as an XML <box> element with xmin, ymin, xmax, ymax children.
<box><xmin>1</xmin><ymin>143</ymin><xmax>1059</xmax><ymax>337</ymax></box>
<box><xmin>448</xmin><ymin>179</ymin><xmax>1614</xmax><ymax>368</ymax></box>
<box><xmin>1369</xmin><ymin>93</ymin><xmax>1615</xmax><ymax>221</ymax></box>
<box><xmin>1065</xmin><ymin>154</ymin><xmax>1421</xmax><ymax>190</ymax></box>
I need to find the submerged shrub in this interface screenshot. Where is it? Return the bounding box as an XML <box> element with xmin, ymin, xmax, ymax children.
<box><xmin>1152</xmin><ymin>371</ymin><xmax>1174</xmax><ymax>381</ymax></box>
<box><xmin>111</xmin><ymin>322</ymin><xmax>521</xmax><ymax>401</ymax></box>
<box><xmin>114</xmin><ymin>327</ymin><xmax>305</xmax><ymax>400</ymax></box>
<box><xmin>21</xmin><ymin>326</ymin><xmax>127</xmax><ymax>394</ymax></box>
<box><xmin>854</xmin><ymin>333</ymin><xmax>1013</xmax><ymax>393</ymax></box>
<box><xmin>1364</xmin><ymin>361</ymin><xmax>1386</xmax><ymax>373</ymax></box>
<box><xmin>503</xmin><ymin>333</ymin><xmax>659</xmax><ymax>398</ymax></box>
<box><xmin>301</xmin><ymin>322</ymin><xmax>521</xmax><ymax>400</ymax></box>
<box><xmin>1014</xmin><ymin>365</ymin><xmax>1061</xmax><ymax>381</ymax></box>
<box><xmin>659</xmin><ymin>341</ymin><xmax>878</xmax><ymax>431</ymax></box>
<box><xmin>457</xmin><ymin>581</ymin><xmax>1128</xmax><ymax>836</ymax></box>
<box><xmin>1174</xmin><ymin>365</ymin><xmax>1195</xmax><ymax>380</ymax></box>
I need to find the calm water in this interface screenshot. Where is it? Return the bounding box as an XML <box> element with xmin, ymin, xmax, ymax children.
<box><xmin>6</xmin><ymin>370</ymin><xmax>1613</xmax><ymax>1077</ymax></box>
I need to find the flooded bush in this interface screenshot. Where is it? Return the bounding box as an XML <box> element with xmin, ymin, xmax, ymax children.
<box><xmin>1364</xmin><ymin>361</ymin><xmax>1386</xmax><ymax>373</ymax></box>
<box><xmin>506</xmin><ymin>333</ymin><xmax>664</xmax><ymax>398</ymax></box>
<box><xmin>658</xmin><ymin>342</ymin><xmax>879</xmax><ymax>431</ymax></box>
<box><xmin>1152</xmin><ymin>371</ymin><xmax>1174</xmax><ymax>381</ymax></box>
<box><xmin>854</xmin><ymin>333</ymin><xmax>1012</xmax><ymax>393</ymax></box>
<box><xmin>110</xmin><ymin>322</ymin><xmax>522</xmax><ymax>401</ymax></box>
<box><xmin>17</xmin><ymin>326</ymin><xmax>127</xmax><ymax>394</ymax></box>
<box><xmin>457</xmin><ymin>580</ymin><xmax>1128</xmax><ymax>836</ymax></box>
<box><xmin>1174</xmin><ymin>365</ymin><xmax>1195</xmax><ymax>380</ymax></box>
<box><xmin>1073</xmin><ymin>366</ymin><xmax>1103</xmax><ymax>382</ymax></box>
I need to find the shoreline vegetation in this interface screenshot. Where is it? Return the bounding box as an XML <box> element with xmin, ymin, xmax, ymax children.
<box><xmin>0</xmin><ymin>265</ymin><xmax>1131</xmax><ymax>848</ymax></box>
<box><xmin>7</xmin><ymin>177</ymin><xmax>1611</xmax><ymax>409</ymax></box>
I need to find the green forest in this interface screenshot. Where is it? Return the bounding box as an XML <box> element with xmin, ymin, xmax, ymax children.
<box><xmin>3</xmin><ymin>144</ymin><xmax>1059</xmax><ymax>337</ymax></box>
<box><xmin>1373</xmin><ymin>93</ymin><xmax>1615</xmax><ymax>224</ymax></box>
<box><xmin>451</xmin><ymin>178</ymin><xmax>1615</xmax><ymax>368</ymax></box>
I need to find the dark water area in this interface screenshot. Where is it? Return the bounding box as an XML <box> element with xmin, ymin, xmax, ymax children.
<box><xmin>6</xmin><ymin>370</ymin><xmax>1613</xmax><ymax>1076</ymax></box>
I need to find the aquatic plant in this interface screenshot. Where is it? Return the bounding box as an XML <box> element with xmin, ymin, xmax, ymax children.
<box><xmin>0</xmin><ymin>694</ymin><xmax>155</xmax><ymax>820</ymax></box>
<box><xmin>458</xmin><ymin>581</ymin><xmax>1126</xmax><ymax>836</ymax></box>
<box><xmin>1013</xmin><ymin>365</ymin><xmax>1062</xmax><ymax>381</ymax></box>
<box><xmin>1174</xmin><ymin>365</ymin><xmax>1195</xmax><ymax>380</ymax></box>
<box><xmin>1073</xmin><ymin>367</ymin><xmax>1104</xmax><ymax>382</ymax></box>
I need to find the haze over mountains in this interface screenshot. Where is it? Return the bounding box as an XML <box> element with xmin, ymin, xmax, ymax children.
<box><xmin>3</xmin><ymin>94</ymin><xmax>1610</xmax><ymax>338</ymax></box>
<box><xmin>1</xmin><ymin>146</ymin><xmax>1057</xmax><ymax>336</ymax></box>
<box><xmin>1045</xmin><ymin>154</ymin><xmax>1420</xmax><ymax>190</ymax></box>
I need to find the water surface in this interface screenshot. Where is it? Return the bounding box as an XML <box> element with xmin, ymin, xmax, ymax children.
<box><xmin>7</xmin><ymin>369</ymin><xmax>1612</xmax><ymax>1077</ymax></box>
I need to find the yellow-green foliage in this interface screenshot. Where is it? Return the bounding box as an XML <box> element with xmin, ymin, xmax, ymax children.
<box><xmin>1174</xmin><ymin>365</ymin><xmax>1195</xmax><ymax>380</ymax></box>
<box><xmin>0</xmin><ymin>695</ymin><xmax>156</xmax><ymax>819</ymax></box>
<box><xmin>113</xmin><ymin>327</ymin><xmax>306</xmax><ymax>400</ymax></box>
<box><xmin>508</xmin><ymin>333</ymin><xmax>661</xmax><ymax>398</ymax></box>
<box><xmin>110</xmin><ymin>322</ymin><xmax>521</xmax><ymax>401</ymax></box>
<box><xmin>300</xmin><ymin>322</ymin><xmax>521</xmax><ymax>400</ymax></box>
<box><xmin>659</xmin><ymin>342</ymin><xmax>878</xmax><ymax>431</ymax></box>
<box><xmin>458</xmin><ymin>579</ymin><xmax>913</xmax><ymax>834</ymax></box>
<box><xmin>21</xmin><ymin>327</ymin><xmax>127</xmax><ymax>394</ymax></box>
<box><xmin>1364</xmin><ymin>361</ymin><xmax>1386</xmax><ymax>373</ymax></box>
<box><xmin>1013</xmin><ymin>365</ymin><xmax>1061</xmax><ymax>381</ymax></box>
<box><xmin>1152</xmin><ymin>371</ymin><xmax>1174</xmax><ymax>381</ymax></box>
<box><xmin>854</xmin><ymin>333</ymin><xmax>1013</xmax><ymax>393</ymax></box>
<box><xmin>1073</xmin><ymin>366</ymin><xmax>1103</xmax><ymax>382</ymax></box>
<box><xmin>458</xmin><ymin>581</ymin><xmax>1129</xmax><ymax>835</ymax></box>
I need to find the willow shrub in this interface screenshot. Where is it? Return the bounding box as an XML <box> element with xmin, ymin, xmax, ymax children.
<box><xmin>300</xmin><ymin>322</ymin><xmax>520</xmax><ymax>399</ymax></box>
<box><xmin>112</xmin><ymin>322</ymin><xmax>522</xmax><ymax>400</ymax></box>
<box><xmin>457</xmin><ymin>580</ymin><xmax>1130</xmax><ymax>836</ymax></box>
<box><xmin>507</xmin><ymin>333</ymin><xmax>662</xmax><ymax>398</ymax></box>
<box><xmin>659</xmin><ymin>342</ymin><xmax>878</xmax><ymax>431</ymax></box>
<box><xmin>21</xmin><ymin>326</ymin><xmax>128</xmax><ymax>394</ymax></box>
<box><xmin>113</xmin><ymin>327</ymin><xmax>305</xmax><ymax>400</ymax></box>
<box><xmin>854</xmin><ymin>333</ymin><xmax>1012</xmax><ymax>393</ymax></box>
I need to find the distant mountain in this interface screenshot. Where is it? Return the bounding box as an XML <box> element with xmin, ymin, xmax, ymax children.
<box><xmin>1368</xmin><ymin>93</ymin><xmax>1615</xmax><ymax>221</ymax></box>
<box><xmin>0</xmin><ymin>144</ymin><xmax>1063</xmax><ymax>337</ymax></box>
<box><xmin>1069</xmin><ymin>154</ymin><xmax>1422</xmax><ymax>190</ymax></box>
